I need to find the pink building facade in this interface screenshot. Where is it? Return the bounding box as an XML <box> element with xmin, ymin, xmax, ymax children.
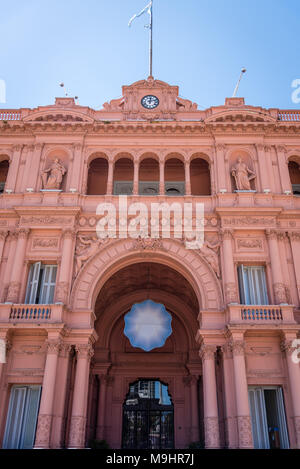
<box><xmin>0</xmin><ymin>77</ymin><xmax>299</xmax><ymax>449</ymax></box>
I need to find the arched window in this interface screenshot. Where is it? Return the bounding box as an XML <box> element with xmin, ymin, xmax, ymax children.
<box><xmin>190</xmin><ymin>158</ymin><xmax>211</xmax><ymax>195</ymax></box>
<box><xmin>288</xmin><ymin>160</ymin><xmax>300</xmax><ymax>195</ymax></box>
<box><xmin>113</xmin><ymin>158</ymin><xmax>134</xmax><ymax>195</ymax></box>
<box><xmin>87</xmin><ymin>158</ymin><xmax>108</xmax><ymax>195</ymax></box>
<box><xmin>0</xmin><ymin>159</ymin><xmax>9</xmax><ymax>194</ymax></box>
<box><xmin>139</xmin><ymin>158</ymin><xmax>159</xmax><ymax>195</ymax></box>
<box><xmin>165</xmin><ymin>158</ymin><xmax>185</xmax><ymax>196</ymax></box>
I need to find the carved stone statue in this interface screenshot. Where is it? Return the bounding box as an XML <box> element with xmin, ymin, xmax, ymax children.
<box><xmin>41</xmin><ymin>158</ymin><xmax>66</xmax><ymax>190</ymax></box>
<box><xmin>231</xmin><ymin>157</ymin><xmax>256</xmax><ymax>191</ymax></box>
<box><xmin>75</xmin><ymin>235</ymin><xmax>108</xmax><ymax>277</ymax></box>
<box><xmin>198</xmin><ymin>241</ymin><xmax>221</xmax><ymax>278</ymax></box>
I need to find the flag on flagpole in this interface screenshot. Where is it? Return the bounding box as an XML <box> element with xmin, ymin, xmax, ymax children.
<box><xmin>128</xmin><ymin>1</ymin><xmax>152</xmax><ymax>27</ymax></box>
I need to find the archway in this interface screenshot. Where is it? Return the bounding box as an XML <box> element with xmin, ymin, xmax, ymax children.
<box><xmin>86</xmin><ymin>260</ymin><xmax>203</xmax><ymax>449</ymax></box>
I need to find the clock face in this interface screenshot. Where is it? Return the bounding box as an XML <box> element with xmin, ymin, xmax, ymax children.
<box><xmin>141</xmin><ymin>95</ymin><xmax>159</xmax><ymax>109</ymax></box>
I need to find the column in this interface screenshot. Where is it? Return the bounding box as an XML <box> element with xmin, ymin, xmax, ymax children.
<box><xmin>106</xmin><ymin>159</ymin><xmax>114</xmax><ymax>195</ymax></box>
<box><xmin>51</xmin><ymin>343</ymin><xmax>72</xmax><ymax>448</ymax></box>
<box><xmin>200</xmin><ymin>344</ymin><xmax>220</xmax><ymax>448</ymax></box>
<box><xmin>221</xmin><ymin>344</ymin><xmax>237</xmax><ymax>448</ymax></box>
<box><xmin>68</xmin><ymin>343</ymin><xmax>94</xmax><ymax>448</ymax></box>
<box><xmin>220</xmin><ymin>229</ymin><xmax>239</xmax><ymax>304</ymax></box>
<box><xmin>133</xmin><ymin>159</ymin><xmax>139</xmax><ymax>195</ymax></box>
<box><xmin>288</xmin><ymin>231</ymin><xmax>300</xmax><ymax>303</ymax></box>
<box><xmin>6</xmin><ymin>229</ymin><xmax>29</xmax><ymax>303</ymax></box>
<box><xmin>55</xmin><ymin>229</ymin><xmax>75</xmax><ymax>304</ymax></box>
<box><xmin>0</xmin><ymin>230</ymin><xmax>8</xmax><ymax>263</ymax></box>
<box><xmin>20</xmin><ymin>145</ymin><xmax>34</xmax><ymax>192</ymax></box>
<box><xmin>281</xmin><ymin>334</ymin><xmax>300</xmax><ymax>448</ymax></box>
<box><xmin>2</xmin><ymin>231</ymin><xmax>17</xmax><ymax>302</ymax></box>
<box><xmin>266</xmin><ymin>230</ymin><xmax>287</xmax><ymax>304</ymax></box>
<box><xmin>69</xmin><ymin>144</ymin><xmax>82</xmax><ymax>191</ymax></box>
<box><xmin>215</xmin><ymin>144</ymin><xmax>227</xmax><ymax>192</ymax></box>
<box><xmin>27</xmin><ymin>143</ymin><xmax>43</xmax><ymax>191</ymax></box>
<box><xmin>276</xmin><ymin>146</ymin><xmax>291</xmax><ymax>193</ymax></box>
<box><xmin>185</xmin><ymin>161</ymin><xmax>191</xmax><ymax>196</ymax></box>
<box><xmin>34</xmin><ymin>339</ymin><xmax>61</xmax><ymax>448</ymax></box>
<box><xmin>0</xmin><ymin>333</ymin><xmax>11</xmax><ymax>386</ymax></box>
<box><xmin>159</xmin><ymin>158</ymin><xmax>165</xmax><ymax>195</ymax></box>
<box><xmin>255</xmin><ymin>144</ymin><xmax>270</xmax><ymax>192</ymax></box>
<box><xmin>190</xmin><ymin>376</ymin><xmax>199</xmax><ymax>442</ymax></box>
<box><xmin>5</xmin><ymin>145</ymin><xmax>22</xmax><ymax>192</ymax></box>
<box><xmin>230</xmin><ymin>338</ymin><xmax>253</xmax><ymax>449</ymax></box>
<box><xmin>264</xmin><ymin>146</ymin><xmax>275</xmax><ymax>192</ymax></box>
<box><xmin>96</xmin><ymin>375</ymin><xmax>108</xmax><ymax>440</ymax></box>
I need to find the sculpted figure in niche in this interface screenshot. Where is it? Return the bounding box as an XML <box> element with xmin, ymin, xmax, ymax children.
<box><xmin>231</xmin><ymin>157</ymin><xmax>256</xmax><ymax>191</ymax></box>
<box><xmin>75</xmin><ymin>235</ymin><xmax>108</xmax><ymax>277</ymax></box>
<box><xmin>198</xmin><ymin>240</ymin><xmax>221</xmax><ymax>278</ymax></box>
<box><xmin>41</xmin><ymin>158</ymin><xmax>67</xmax><ymax>190</ymax></box>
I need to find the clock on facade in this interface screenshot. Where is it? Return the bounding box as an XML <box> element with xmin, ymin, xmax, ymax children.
<box><xmin>141</xmin><ymin>95</ymin><xmax>159</xmax><ymax>109</ymax></box>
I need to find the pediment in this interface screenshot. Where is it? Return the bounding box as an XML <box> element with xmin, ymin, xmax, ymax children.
<box><xmin>205</xmin><ymin>108</ymin><xmax>277</xmax><ymax>124</ymax></box>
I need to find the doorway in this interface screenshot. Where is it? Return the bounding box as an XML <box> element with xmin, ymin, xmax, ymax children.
<box><xmin>3</xmin><ymin>385</ymin><xmax>41</xmax><ymax>449</ymax></box>
<box><xmin>248</xmin><ymin>386</ymin><xmax>289</xmax><ymax>449</ymax></box>
<box><xmin>122</xmin><ymin>380</ymin><xmax>174</xmax><ymax>449</ymax></box>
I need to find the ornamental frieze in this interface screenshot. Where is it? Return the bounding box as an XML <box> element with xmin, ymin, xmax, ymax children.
<box><xmin>21</xmin><ymin>216</ymin><xmax>73</xmax><ymax>225</ymax></box>
<box><xmin>223</xmin><ymin>217</ymin><xmax>275</xmax><ymax>226</ymax></box>
<box><xmin>32</xmin><ymin>238</ymin><xmax>59</xmax><ymax>249</ymax></box>
<box><xmin>236</xmin><ymin>238</ymin><xmax>263</xmax><ymax>250</ymax></box>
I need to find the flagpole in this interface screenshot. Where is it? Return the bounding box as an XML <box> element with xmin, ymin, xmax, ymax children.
<box><xmin>149</xmin><ymin>0</ymin><xmax>153</xmax><ymax>77</ymax></box>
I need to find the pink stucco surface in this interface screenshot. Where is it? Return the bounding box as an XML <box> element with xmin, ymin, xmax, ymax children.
<box><xmin>0</xmin><ymin>77</ymin><xmax>299</xmax><ymax>449</ymax></box>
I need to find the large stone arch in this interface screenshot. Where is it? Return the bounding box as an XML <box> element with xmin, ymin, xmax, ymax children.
<box><xmin>70</xmin><ymin>237</ymin><xmax>223</xmax><ymax>312</ymax></box>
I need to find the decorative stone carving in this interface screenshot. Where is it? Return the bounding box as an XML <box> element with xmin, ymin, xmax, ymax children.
<box><xmin>46</xmin><ymin>340</ymin><xmax>61</xmax><ymax>355</ymax></box>
<box><xmin>0</xmin><ymin>230</ymin><xmax>8</xmax><ymax>241</ymax></box>
<box><xmin>75</xmin><ymin>235</ymin><xmax>110</xmax><ymax>277</ymax></box>
<box><xmin>199</xmin><ymin>344</ymin><xmax>216</xmax><ymax>361</ymax></box>
<box><xmin>75</xmin><ymin>343</ymin><xmax>94</xmax><ymax>359</ymax></box>
<box><xmin>21</xmin><ymin>216</ymin><xmax>72</xmax><ymax>225</ymax></box>
<box><xmin>176</xmin><ymin>96</ymin><xmax>197</xmax><ymax>111</ymax></box>
<box><xmin>221</xmin><ymin>343</ymin><xmax>233</xmax><ymax>359</ymax></box>
<box><xmin>32</xmin><ymin>238</ymin><xmax>59</xmax><ymax>249</ymax></box>
<box><xmin>68</xmin><ymin>416</ymin><xmax>87</xmax><ymax>449</ymax></box>
<box><xmin>34</xmin><ymin>414</ymin><xmax>52</xmax><ymax>448</ymax></box>
<box><xmin>6</xmin><ymin>281</ymin><xmax>21</xmax><ymax>303</ymax></box>
<box><xmin>273</xmin><ymin>282</ymin><xmax>288</xmax><ymax>304</ymax></box>
<box><xmin>231</xmin><ymin>157</ymin><xmax>256</xmax><ymax>191</ymax></box>
<box><xmin>237</xmin><ymin>238</ymin><xmax>263</xmax><ymax>249</ymax></box>
<box><xmin>224</xmin><ymin>217</ymin><xmax>275</xmax><ymax>226</ymax></box>
<box><xmin>197</xmin><ymin>241</ymin><xmax>221</xmax><ymax>278</ymax></box>
<box><xmin>204</xmin><ymin>416</ymin><xmax>220</xmax><ymax>448</ymax></box>
<box><xmin>55</xmin><ymin>282</ymin><xmax>69</xmax><ymax>304</ymax></box>
<box><xmin>236</xmin><ymin>416</ymin><xmax>254</xmax><ymax>448</ymax></box>
<box><xmin>133</xmin><ymin>236</ymin><xmax>164</xmax><ymax>251</ymax></box>
<box><xmin>280</xmin><ymin>339</ymin><xmax>298</xmax><ymax>356</ymax></box>
<box><xmin>225</xmin><ymin>282</ymin><xmax>239</xmax><ymax>304</ymax></box>
<box><xmin>288</xmin><ymin>231</ymin><xmax>300</xmax><ymax>242</ymax></box>
<box><xmin>41</xmin><ymin>158</ymin><xmax>66</xmax><ymax>190</ymax></box>
<box><xmin>230</xmin><ymin>340</ymin><xmax>246</xmax><ymax>357</ymax></box>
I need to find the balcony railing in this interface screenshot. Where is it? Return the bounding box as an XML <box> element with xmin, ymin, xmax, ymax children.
<box><xmin>0</xmin><ymin>111</ymin><xmax>21</xmax><ymax>121</ymax></box>
<box><xmin>277</xmin><ymin>110</ymin><xmax>300</xmax><ymax>122</ymax></box>
<box><xmin>0</xmin><ymin>304</ymin><xmax>65</xmax><ymax>323</ymax></box>
<box><xmin>227</xmin><ymin>304</ymin><xmax>296</xmax><ymax>324</ymax></box>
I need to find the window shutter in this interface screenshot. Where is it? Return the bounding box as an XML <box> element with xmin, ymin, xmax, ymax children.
<box><xmin>3</xmin><ymin>387</ymin><xmax>27</xmax><ymax>449</ymax></box>
<box><xmin>39</xmin><ymin>265</ymin><xmax>57</xmax><ymax>304</ymax></box>
<box><xmin>238</xmin><ymin>265</ymin><xmax>246</xmax><ymax>304</ymax></box>
<box><xmin>21</xmin><ymin>386</ymin><xmax>41</xmax><ymax>450</ymax></box>
<box><xmin>25</xmin><ymin>262</ymin><xmax>41</xmax><ymax>304</ymax></box>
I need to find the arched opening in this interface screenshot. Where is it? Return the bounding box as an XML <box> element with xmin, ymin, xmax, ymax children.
<box><xmin>122</xmin><ymin>379</ymin><xmax>174</xmax><ymax>449</ymax></box>
<box><xmin>165</xmin><ymin>158</ymin><xmax>185</xmax><ymax>196</ymax></box>
<box><xmin>139</xmin><ymin>158</ymin><xmax>159</xmax><ymax>195</ymax></box>
<box><xmin>288</xmin><ymin>160</ymin><xmax>300</xmax><ymax>195</ymax></box>
<box><xmin>113</xmin><ymin>158</ymin><xmax>134</xmax><ymax>195</ymax></box>
<box><xmin>190</xmin><ymin>158</ymin><xmax>211</xmax><ymax>195</ymax></box>
<box><xmin>0</xmin><ymin>159</ymin><xmax>9</xmax><ymax>193</ymax></box>
<box><xmin>85</xmin><ymin>261</ymin><xmax>201</xmax><ymax>449</ymax></box>
<box><xmin>87</xmin><ymin>157</ymin><xmax>108</xmax><ymax>195</ymax></box>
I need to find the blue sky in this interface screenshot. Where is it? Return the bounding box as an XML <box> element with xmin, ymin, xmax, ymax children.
<box><xmin>1</xmin><ymin>0</ymin><xmax>299</xmax><ymax>110</ymax></box>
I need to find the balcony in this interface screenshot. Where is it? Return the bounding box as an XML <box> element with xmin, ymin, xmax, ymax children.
<box><xmin>0</xmin><ymin>304</ymin><xmax>66</xmax><ymax>324</ymax></box>
<box><xmin>226</xmin><ymin>304</ymin><xmax>296</xmax><ymax>325</ymax></box>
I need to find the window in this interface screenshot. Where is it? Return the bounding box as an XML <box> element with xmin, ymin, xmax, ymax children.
<box><xmin>25</xmin><ymin>262</ymin><xmax>57</xmax><ymax>304</ymax></box>
<box><xmin>238</xmin><ymin>265</ymin><xmax>269</xmax><ymax>305</ymax></box>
